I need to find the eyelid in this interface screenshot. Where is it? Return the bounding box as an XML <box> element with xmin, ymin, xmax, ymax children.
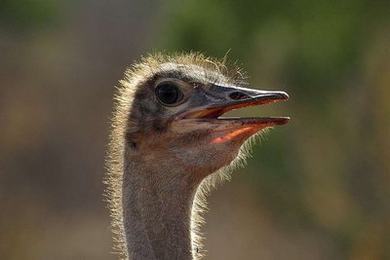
<box><xmin>158</xmin><ymin>77</ymin><xmax>193</xmax><ymax>89</ymax></box>
<box><xmin>155</xmin><ymin>78</ymin><xmax>189</xmax><ymax>88</ymax></box>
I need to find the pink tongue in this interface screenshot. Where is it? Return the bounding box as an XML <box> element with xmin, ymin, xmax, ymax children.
<box><xmin>211</xmin><ymin>127</ymin><xmax>255</xmax><ymax>144</ymax></box>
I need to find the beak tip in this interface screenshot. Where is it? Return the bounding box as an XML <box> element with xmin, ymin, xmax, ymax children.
<box><xmin>277</xmin><ymin>117</ymin><xmax>290</xmax><ymax>125</ymax></box>
<box><xmin>278</xmin><ymin>91</ymin><xmax>289</xmax><ymax>100</ymax></box>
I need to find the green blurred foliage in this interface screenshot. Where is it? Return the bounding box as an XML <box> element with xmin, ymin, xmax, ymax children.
<box><xmin>162</xmin><ymin>0</ymin><xmax>389</xmax><ymax>95</ymax></box>
<box><xmin>0</xmin><ymin>0</ymin><xmax>59</xmax><ymax>31</ymax></box>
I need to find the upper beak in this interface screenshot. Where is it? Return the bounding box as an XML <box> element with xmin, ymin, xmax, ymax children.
<box><xmin>177</xmin><ymin>85</ymin><xmax>290</xmax><ymax>127</ymax></box>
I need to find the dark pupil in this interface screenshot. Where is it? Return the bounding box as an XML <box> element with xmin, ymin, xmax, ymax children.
<box><xmin>156</xmin><ymin>83</ymin><xmax>180</xmax><ymax>104</ymax></box>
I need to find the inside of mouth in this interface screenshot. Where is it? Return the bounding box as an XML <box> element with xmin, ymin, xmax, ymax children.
<box><xmin>185</xmin><ymin>106</ymin><xmax>263</xmax><ymax>120</ymax></box>
<box><xmin>189</xmin><ymin>108</ymin><xmax>268</xmax><ymax>120</ymax></box>
<box><xmin>203</xmin><ymin>108</ymin><xmax>226</xmax><ymax>119</ymax></box>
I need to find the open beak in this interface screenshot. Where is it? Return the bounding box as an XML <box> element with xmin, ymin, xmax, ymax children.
<box><xmin>177</xmin><ymin>85</ymin><xmax>290</xmax><ymax>129</ymax></box>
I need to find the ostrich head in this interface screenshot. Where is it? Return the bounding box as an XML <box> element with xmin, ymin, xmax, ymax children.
<box><xmin>119</xmin><ymin>54</ymin><xmax>289</xmax><ymax>179</ymax></box>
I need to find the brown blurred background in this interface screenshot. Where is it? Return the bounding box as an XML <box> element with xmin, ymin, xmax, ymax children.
<box><xmin>0</xmin><ymin>1</ymin><xmax>389</xmax><ymax>259</ymax></box>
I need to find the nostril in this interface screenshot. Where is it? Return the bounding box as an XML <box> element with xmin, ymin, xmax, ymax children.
<box><xmin>229</xmin><ymin>91</ymin><xmax>249</xmax><ymax>100</ymax></box>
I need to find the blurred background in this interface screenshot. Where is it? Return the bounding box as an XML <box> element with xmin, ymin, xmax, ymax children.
<box><xmin>0</xmin><ymin>0</ymin><xmax>389</xmax><ymax>259</ymax></box>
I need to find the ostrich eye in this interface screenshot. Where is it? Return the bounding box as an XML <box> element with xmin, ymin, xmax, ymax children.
<box><xmin>155</xmin><ymin>82</ymin><xmax>183</xmax><ymax>106</ymax></box>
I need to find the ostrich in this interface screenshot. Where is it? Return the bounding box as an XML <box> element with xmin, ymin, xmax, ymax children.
<box><xmin>105</xmin><ymin>53</ymin><xmax>289</xmax><ymax>260</ymax></box>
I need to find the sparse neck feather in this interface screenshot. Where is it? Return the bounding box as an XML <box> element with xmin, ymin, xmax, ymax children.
<box><xmin>122</xmin><ymin>149</ymin><xmax>202</xmax><ymax>260</ymax></box>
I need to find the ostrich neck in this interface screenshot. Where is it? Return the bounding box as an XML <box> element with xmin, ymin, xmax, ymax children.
<box><xmin>122</xmin><ymin>151</ymin><xmax>201</xmax><ymax>260</ymax></box>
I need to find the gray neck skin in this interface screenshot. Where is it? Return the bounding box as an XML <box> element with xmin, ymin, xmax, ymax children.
<box><xmin>122</xmin><ymin>151</ymin><xmax>202</xmax><ymax>260</ymax></box>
